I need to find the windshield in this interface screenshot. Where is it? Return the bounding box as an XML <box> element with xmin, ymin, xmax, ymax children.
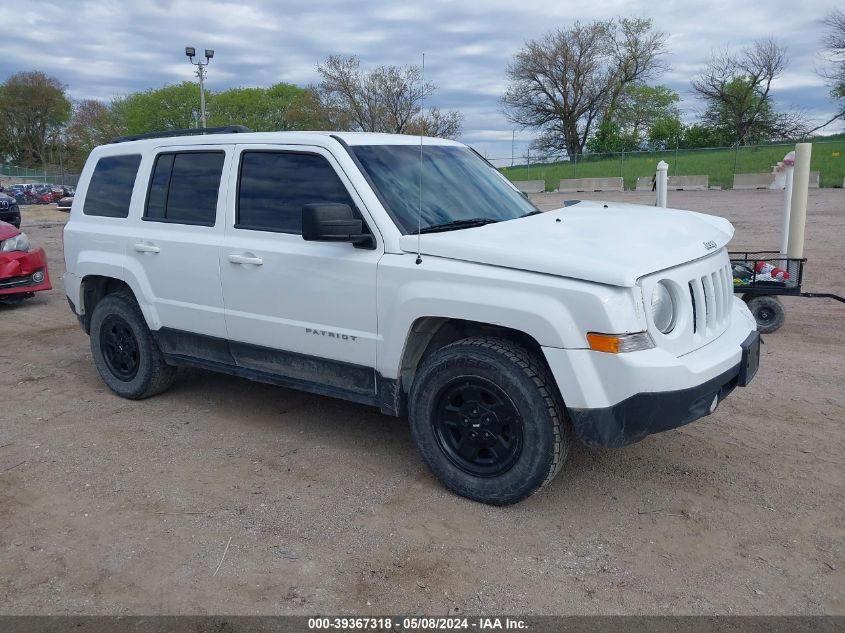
<box><xmin>351</xmin><ymin>144</ymin><xmax>538</xmax><ymax>234</ymax></box>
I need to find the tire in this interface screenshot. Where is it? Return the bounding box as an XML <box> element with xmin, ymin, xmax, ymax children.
<box><xmin>744</xmin><ymin>294</ymin><xmax>785</xmax><ymax>333</ymax></box>
<box><xmin>408</xmin><ymin>337</ymin><xmax>569</xmax><ymax>505</ymax></box>
<box><xmin>89</xmin><ymin>292</ymin><xmax>176</xmax><ymax>399</ymax></box>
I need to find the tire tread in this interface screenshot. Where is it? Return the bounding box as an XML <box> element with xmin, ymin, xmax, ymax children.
<box><xmin>90</xmin><ymin>292</ymin><xmax>176</xmax><ymax>399</ymax></box>
<box><xmin>411</xmin><ymin>336</ymin><xmax>569</xmax><ymax>505</ymax></box>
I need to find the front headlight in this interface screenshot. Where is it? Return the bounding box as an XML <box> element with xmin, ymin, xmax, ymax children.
<box><xmin>651</xmin><ymin>281</ymin><xmax>676</xmax><ymax>334</ymax></box>
<box><xmin>1</xmin><ymin>232</ymin><xmax>30</xmax><ymax>252</ymax></box>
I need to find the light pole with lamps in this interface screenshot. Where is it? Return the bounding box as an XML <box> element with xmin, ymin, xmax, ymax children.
<box><xmin>185</xmin><ymin>46</ymin><xmax>214</xmax><ymax>128</ymax></box>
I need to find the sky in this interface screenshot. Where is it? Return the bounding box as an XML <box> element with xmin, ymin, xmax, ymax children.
<box><xmin>2</xmin><ymin>0</ymin><xmax>842</xmax><ymax>163</ymax></box>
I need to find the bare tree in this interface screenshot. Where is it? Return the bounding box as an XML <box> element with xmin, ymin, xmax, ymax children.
<box><xmin>810</xmin><ymin>9</ymin><xmax>845</xmax><ymax>133</ymax></box>
<box><xmin>0</xmin><ymin>71</ymin><xmax>71</xmax><ymax>167</ymax></box>
<box><xmin>501</xmin><ymin>18</ymin><xmax>668</xmax><ymax>157</ymax></box>
<box><xmin>405</xmin><ymin>106</ymin><xmax>463</xmax><ymax>138</ymax></box>
<box><xmin>691</xmin><ymin>39</ymin><xmax>806</xmax><ymax>143</ymax></box>
<box><xmin>315</xmin><ymin>55</ymin><xmax>462</xmax><ymax>138</ymax></box>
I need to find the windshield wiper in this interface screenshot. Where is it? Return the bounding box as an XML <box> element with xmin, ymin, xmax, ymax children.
<box><xmin>519</xmin><ymin>210</ymin><xmax>542</xmax><ymax>218</ymax></box>
<box><xmin>415</xmin><ymin>218</ymin><xmax>500</xmax><ymax>234</ymax></box>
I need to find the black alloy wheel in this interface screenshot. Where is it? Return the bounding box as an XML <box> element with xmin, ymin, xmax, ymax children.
<box><xmin>100</xmin><ymin>315</ymin><xmax>140</xmax><ymax>381</ymax></box>
<box><xmin>433</xmin><ymin>377</ymin><xmax>524</xmax><ymax>477</ymax></box>
<box><xmin>89</xmin><ymin>292</ymin><xmax>176</xmax><ymax>399</ymax></box>
<box><xmin>409</xmin><ymin>337</ymin><xmax>569</xmax><ymax>505</ymax></box>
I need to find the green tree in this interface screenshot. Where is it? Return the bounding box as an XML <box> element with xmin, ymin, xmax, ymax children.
<box><xmin>616</xmin><ymin>84</ymin><xmax>680</xmax><ymax>144</ymax></box>
<box><xmin>586</xmin><ymin>121</ymin><xmax>632</xmax><ymax>153</ymax></box>
<box><xmin>502</xmin><ymin>18</ymin><xmax>668</xmax><ymax>157</ymax></box>
<box><xmin>111</xmin><ymin>82</ymin><xmax>201</xmax><ymax>134</ymax></box>
<box><xmin>647</xmin><ymin>115</ymin><xmax>683</xmax><ymax>150</ymax></box>
<box><xmin>691</xmin><ymin>39</ymin><xmax>805</xmax><ymax>144</ymax></box>
<box><xmin>65</xmin><ymin>99</ymin><xmax>125</xmax><ymax>168</ymax></box>
<box><xmin>112</xmin><ymin>82</ymin><xmax>321</xmax><ymax>135</ymax></box>
<box><xmin>680</xmin><ymin>123</ymin><xmax>728</xmax><ymax>148</ymax></box>
<box><xmin>208</xmin><ymin>83</ymin><xmax>312</xmax><ymax>131</ymax></box>
<box><xmin>0</xmin><ymin>70</ymin><xmax>71</xmax><ymax>167</ymax></box>
<box><xmin>587</xmin><ymin>84</ymin><xmax>681</xmax><ymax>152</ymax></box>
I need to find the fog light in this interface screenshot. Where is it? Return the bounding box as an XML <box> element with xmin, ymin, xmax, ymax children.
<box><xmin>32</xmin><ymin>270</ymin><xmax>44</xmax><ymax>283</ymax></box>
<box><xmin>709</xmin><ymin>395</ymin><xmax>719</xmax><ymax>414</ymax></box>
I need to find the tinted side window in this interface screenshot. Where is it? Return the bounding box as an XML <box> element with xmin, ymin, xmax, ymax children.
<box><xmin>83</xmin><ymin>155</ymin><xmax>142</xmax><ymax>218</ymax></box>
<box><xmin>144</xmin><ymin>151</ymin><xmax>224</xmax><ymax>226</ymax></box>
<box><xmin>237</xmin><ymin>152</ymin><xmax>355</xmax><ymax>233</ymax></box>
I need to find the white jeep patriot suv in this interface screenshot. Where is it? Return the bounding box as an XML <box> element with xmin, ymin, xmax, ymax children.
<box><xmin>63</xmin><ymin>127</ymin><xmax>760</xmax><ymax>505</ymax></box>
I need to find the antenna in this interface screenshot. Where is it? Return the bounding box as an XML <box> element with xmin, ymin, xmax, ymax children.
<box><xmin>415</xmin><ymin>52</ymin><xmax>425</xmax><ymax>265</ymax></box>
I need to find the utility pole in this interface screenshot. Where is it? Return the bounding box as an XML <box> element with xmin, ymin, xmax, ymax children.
<box><xmin>196</xmin><ymin>64</ymin><xmax>207</xmax><ymax>128</ymax></box>
<box><xmin>511</xmin><ymin>130</ymin><xmax>515</xmax><ymax>167</ymax></box>
<box><xmin>185</xmin><ymin>46</ymin><xmax>214</xmax><ymax>128</ymax></box>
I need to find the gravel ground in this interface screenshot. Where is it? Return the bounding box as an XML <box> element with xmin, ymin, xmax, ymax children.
<box><xmin>0</xmin><ymin>190</ymin><xmax>843</xmax><ymax>615</ymax></box>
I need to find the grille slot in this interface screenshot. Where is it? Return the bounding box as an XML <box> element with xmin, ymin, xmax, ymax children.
<box><xmin>687</xmin><ymin>264</ymin><xmax>732</xmax><ymax>336</ymax></box>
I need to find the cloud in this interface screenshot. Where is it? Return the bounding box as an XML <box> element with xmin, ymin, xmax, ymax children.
<box><xmin>1</xmin><ymin>0</ymin><xmax>842</xmax><ymax>160</ymax></box>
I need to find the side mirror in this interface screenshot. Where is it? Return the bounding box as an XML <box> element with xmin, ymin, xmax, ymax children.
<box><xmin>301</xmin><ymin>203</ymin><xmax>373</xmax><ymax>247</ymax></box>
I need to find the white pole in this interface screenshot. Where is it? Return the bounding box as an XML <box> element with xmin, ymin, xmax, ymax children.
<box><xmin>656</xmin><ymin>160</ymin><xmax>668</xmax><ymax>208</ymax></box>
<box><xmin>779</xmin><ymin>165</ymin><xmax>793</xmax><ymax>255</ymax></box>
<box><xmin>787</xmin><ymin>143</ymin><xmax>812</xmax><ymax>259</ymax></box>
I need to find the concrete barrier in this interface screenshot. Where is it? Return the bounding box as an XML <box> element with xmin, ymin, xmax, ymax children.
<box><xmin>733</xmin><ymin>173</ymin><xmax>773</xmax><ymax>189</ymax></box>
<box><xmin>734</xmin><ymin>170</ymin><xmax>820</xmax><ymax>190</ymax></box>
<box><xmin>558</xmin><ymin>177</ymin><xmax>624</xmax><ymax>193</ymax></box>
<box><xmin>512</xmin><ymin>180</ymin><xmax>546</xmax><ymax>194</ymax></box>
<box><xmin>669</xmin><ymin>175</ymin><xmax>709</xmax><ymax>190</ymax></box>
<box><xmin>635</xmin><ymin>176</ymin><xmax>653</xmax><ymax>191</ymax></box>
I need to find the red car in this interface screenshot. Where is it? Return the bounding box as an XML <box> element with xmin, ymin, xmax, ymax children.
<box><xmin>0</xmin><ymin>221</ymin><xmax>51</xmax><ymax>303</ymax></box>
<box><xmin>35</xmin><ymin>190</ymin><xmax>54</xmax><ymax>204</ymax></box>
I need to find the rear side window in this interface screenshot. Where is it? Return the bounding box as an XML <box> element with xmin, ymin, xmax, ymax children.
<box><xmin>83</xmin><ymin>155</ymin><xmax>142</xmax><ymax>218</ymax></box>
<box><xmin>145</xmin><ymin>151</ymin><xmax>224</xmax><ymax>226</ymax></box>
<box><xmin>237</xmin><ymin>151</ymin><xmax>355</xmax><ymax>234</ymax></box>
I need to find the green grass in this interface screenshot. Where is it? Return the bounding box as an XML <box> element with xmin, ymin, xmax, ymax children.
<box><xmin>500</xmin><ymin>140</ymin><xmax>845</xmax><ymax>190</ymax></box>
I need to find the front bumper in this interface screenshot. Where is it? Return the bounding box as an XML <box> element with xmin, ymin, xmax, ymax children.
<box><xmin>568</xmin><ymin>330</ymin><xmax>759</xmax><ymax>447</ymax></box>
<box><xmin>544</xmin><ymin>298</ymin><xmax>759</xmax><ymax>447</ymax></box>
<box><xmin>0</xmin><ymin>208</ymin><xmax>21</xmax><ymax>227</ymax></box>
<box><xmin>0</xmin><ymin>248</ymin><xmax>52</xmax><ymax>296</ymax></box>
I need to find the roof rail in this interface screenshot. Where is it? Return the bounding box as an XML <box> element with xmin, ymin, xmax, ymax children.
<box><xmin>111</xmin><ymin>125</ymin><xmax>254</xmax><ymax>144</ymax></box>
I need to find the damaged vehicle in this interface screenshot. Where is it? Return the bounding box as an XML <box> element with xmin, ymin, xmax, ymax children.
<box><xmin>0</xmin><ymin>221</ymin><xmax>52</xmax><ymax>304</ymax></box>
<box><xmin>63</xmin><ymin>129</ymin><xmax>760</xmax><ymax>505</ymax></box>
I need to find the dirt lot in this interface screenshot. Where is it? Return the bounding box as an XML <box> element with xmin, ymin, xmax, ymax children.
<box><xmin>1</xmin><ymin>190</ymin><xmax>843</xmax><ymax>615</ymax></box>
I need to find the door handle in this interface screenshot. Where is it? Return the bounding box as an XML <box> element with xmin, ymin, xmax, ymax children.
<box><xmin>133</xmin><ymin>242</ymin><xmax>160</xmax><ymax>254</ymax></box>
<box><xmin>227</xmin><ymin>253</ymin><xmax>264</xmax><ymax>266</ymax></box>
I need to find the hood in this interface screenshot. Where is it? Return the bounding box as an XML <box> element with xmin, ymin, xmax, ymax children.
<box><xmin>397</xmin><ymin>200</ymin><xmax>734</xmax><ymax>287</ymax></box>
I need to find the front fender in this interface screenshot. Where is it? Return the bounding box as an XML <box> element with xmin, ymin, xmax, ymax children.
<box><xmin>376</xmin><ymin>254</ymin><xmax>644</xmax><ymax>379</ymax></box>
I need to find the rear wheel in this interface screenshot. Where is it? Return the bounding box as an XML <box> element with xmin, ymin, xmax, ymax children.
<box><xmin>409</xmin><ymin>337</ymin><xmax>569</xmax><ymax>505</ymax></box>
<box><xmin>744</xmin><ymin>294</ymin><xmax>785</xmax><ymax>333</ymax></box>
<box><xmin>89</xmin><ymin>292</ymin><xmax>176</xmax><ymax>399</ymax></box>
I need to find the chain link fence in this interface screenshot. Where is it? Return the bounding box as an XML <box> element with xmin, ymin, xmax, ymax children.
<box><xmin>492</xmin><ymin>140</ymin><xmax>845</xmax><ymax>191</ymax></box>
<box><xmin>0</xmin><ymin>164</ymin><xmax>80</xmax><ymax>187</ymax></box>
<box><xmin>3</xmin><ymin>140</ymin><xmax>843</xmax><ymax>193</ymax></box>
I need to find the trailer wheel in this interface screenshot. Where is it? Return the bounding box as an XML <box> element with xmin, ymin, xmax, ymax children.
<box><xmin>744</xmin><ymin>294</ymin><xmax>785</xmax><ymax>333</ymax></box>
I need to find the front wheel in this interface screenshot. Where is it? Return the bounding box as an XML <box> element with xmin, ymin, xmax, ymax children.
<box><xmin>409</xmin><ymin>337</ymin><xmax>569</xmax><ymax>505</ymax></box>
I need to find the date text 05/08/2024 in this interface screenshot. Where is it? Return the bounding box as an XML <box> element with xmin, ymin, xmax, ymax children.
<box><xmin>307</xmin><ymin>617</ymin><xmax>528</xmax><ymax>630</ymax></box>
